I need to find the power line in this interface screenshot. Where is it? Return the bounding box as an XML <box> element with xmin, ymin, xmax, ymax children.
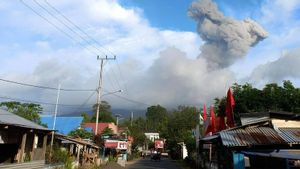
<box><xmin>33</xmin><ymin>0</ymin><xmax>106</xmax><ymax>57</ymax></box>
<box><xmin>107</xmin><ymin>61</ymin><xmax>122</xmax><ymax>91</ymax></box>
<box><xmin>110</xmin><ymin>93</ymin><xmax>151</xmax><ymax>106</ymax></box>
<box><xmin>0</xmin><ymin>95</ymin><xmax>93</xmax><ymax>108</ymax></box>
<box><xmin>44</xmin><ymin>0</ymin><xmax>116</xmax><ymax>57</ymax></box>
<box><xmin>116</xmin><ymin>59</ymin><xmax>129</xmax><ymax>94</ymax></box>
<box><xmin>19</xmin><ymin>0</ymin><xmax>98</xmax><ymax>56</ymax></box>
<box><xmin>77</xmin><ymin>91</ymin><xmax>97</xmax><ymax>110</ymax></box>
<box><xmin>0</xmin><ymin>78</ymin><xmax>96</xmax><ymax>92</ymax></box>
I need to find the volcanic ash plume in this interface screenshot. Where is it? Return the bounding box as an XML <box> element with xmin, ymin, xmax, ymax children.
<box><xmin>188</xmin><ymin>0</ymin><xmax>268</xmax><ymax>69</ymax></box>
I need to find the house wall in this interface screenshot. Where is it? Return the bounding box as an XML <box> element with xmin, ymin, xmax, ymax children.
<box><xmin>272</xmin><ymin>119</ymin><xmax>300</xmax><ymax>128</ymax></box>
<box><xmin>0</xmin><ymin>126</ymin><xmax>48</xmax><ymax>164</ymax></box>
<box><xmin>108</xmin><ymin>123</ymin><xmax>118</xmax><ymax>134</ymax></box>
<box><xmin>144</xmin><ymin>133</ymin><xmax>159</xmax><ymax>142</ymax></box>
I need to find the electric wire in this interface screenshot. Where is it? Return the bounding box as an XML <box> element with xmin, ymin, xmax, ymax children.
<box><xmin>0</xmin><ymin>95</ymin><xmax>92</xmax><ymax>108</ymax></box>
<box><xmin>116</xmin><ymin>59</ymin><xmax>129</xmax><ymax>94</ymax></box>
<box><xmin>107</xmin><ymin>62</ymin><xmax>122</xmax><ymax>91</ymax></box>
<box><xmin>19</xmin><ymin>0</ymin><xmax>98</xmax><ymax>56</ymax></box>
<box><xmin>44</xmin><ymin>0</ymin><xmax>116</xmax><ymax>57</ymax></box>
<box><xmin>0</xmin><ymin>78</ymin><xmax>96</xmax><ymax>92</ymax></box>
<box><xmin>33</xmin><ymin>0</ymin><xmax>106</xmax><ymax>57</ymax></box>
<box><xmin>77</xmin><ymin>90</ymin><xmax>97</xmax><ymax>110</ymax></box>
<box><xmin>110</xmin><ymin>93</ymin><xmax>151</xmax><ymax>106</ymax></box>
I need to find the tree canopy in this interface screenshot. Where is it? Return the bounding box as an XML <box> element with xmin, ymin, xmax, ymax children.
<box><xmin>214</xmin><ymin>80</ymin><xmax>300</xmax><ymax>115</ymax></box>
<box><xmin>90</xmin><ymin>101</ymin><xmax>116</xmax><ymax>123</ymax></box>
<box><xmin>0</xmin><ymin>101</ymin><xmax>43</xmax><ymax>125</ymax></box>
<box><xmin>68</xmin><ymin>128</ymin><xmax>92</xmax><ymax>139</ymax></box>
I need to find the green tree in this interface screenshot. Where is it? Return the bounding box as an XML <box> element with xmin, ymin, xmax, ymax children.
<box><xmin>80</xmin><ymin>112</ymin><xmax>91</xmax><ymax>123</ymax></box>
<box><xmin>166</xmin><ymin>106</ymin><xmax>198</xmax><ymax>158</ymax></box>
<box><xmin>145</xmin><ymin>105</ymin><xmax>168</xmax><ymax>133</ymax></box>
<box><xmin>91</xmin><ymin>101</ymin><xmax>116</xmax><ymax>123</ymax></box>
<box><xmin>0</xmin><ymin>101</ymin><xmax>43</xmax><ymax>124</ymax></box>
<box><xmin>215</xmin><ymin>81</ymin><xmax>300</xmax><ymax>116</ymax></box>
<box><xmin>102</xmin><ymin>127</ymin><xmax>113</xmax><ymax>135</ymax></box>
<box><xmin>68</xmin><ymin>128</ymin><xmax>92</xmax><ymax>139</ymax></box>
<box><xmin>129</xmin><ymin>117</ymin><xmax>147</xmax><ymax>150</ymax></box>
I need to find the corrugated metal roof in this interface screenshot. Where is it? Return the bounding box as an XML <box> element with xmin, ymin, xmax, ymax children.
<box><xmin>56</xmin><ymin>133</ymin><xmax>99</xmax><ymax>148</ymax></box>
<box><xmin>220</xmin><ymin>127</ymin><xmax>286</xmax><ymax>147</ymax></box>
<box><xmin>278</xmin><ymin>128</ymin><xmax>300</xmax><ymax>144</ymax></box>
<box><xmin>41</xmin><ymin>116</ymin><xmax>83</xmax><ymax>135</ymax></box>
<box><xmin>242</xmin><ymin>150</ymin><xmax>300</xmax><ymax>160</ymax></box>
<box><xmin>0</xmin><ymin>109</ymin><xmax>51</xmax><ymax>131</ymax></box>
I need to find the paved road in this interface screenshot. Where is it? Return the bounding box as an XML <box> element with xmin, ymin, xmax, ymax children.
<box><xmin>126</xmin><ymin>157</ymin><xmax>180</xmax><ymax>169</ymax></box>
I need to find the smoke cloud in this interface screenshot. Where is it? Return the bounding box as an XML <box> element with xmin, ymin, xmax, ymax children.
<box><xmin>188</xmin><ymin>0</ymin><xmax>268</xmax><ymax>69</ymax></box>
<box><xmin>248</xmin><ymin>48</ymin><xmax>300</xmax><ymax>84</ymax></box>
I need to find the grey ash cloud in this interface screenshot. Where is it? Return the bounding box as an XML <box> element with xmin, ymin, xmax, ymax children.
<box><xmin>188</xmin><ymin>0</ymin><xmax>268</xmax><ymax>69</ymax></box>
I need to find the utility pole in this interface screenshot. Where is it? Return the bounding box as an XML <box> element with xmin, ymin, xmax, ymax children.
<box><xmin>50</xmin><ymin>84</ymin><xmax>61</xmax><ymax>160</ymax></box>
<box><xmin>130</xmin><ymin>112</ymin><xmax>133</xmax><ymax>127</ymax></box>
<box><xmin>95</xmin><ymin>55</ymin><xmax>116</xmax><ymax>136</ymax></box>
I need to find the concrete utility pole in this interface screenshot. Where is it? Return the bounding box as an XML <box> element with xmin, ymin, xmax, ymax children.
<box><xmin>50</xmin><ymin>84</ymin><xmax>61</xmax><ymax>160</ymax></box>
<box><xmin>131</xmin><ymin>112</ymin><xmax>133</xmax><ymax>127</ymax></box>
<box><xmin>115</xmin><ymin>114</ymin><xmax>121</xmax><ymax>126</ymax></box>
<box><xmin>95</xmin><ymin>55</ymin><xmax>116</xmax><ymax>136</ymax></box>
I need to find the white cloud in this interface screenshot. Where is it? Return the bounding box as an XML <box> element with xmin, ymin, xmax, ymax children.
<box><xmin>248</xmin><ymin>48</ymin><xmax>300</xmax><ymax>85</ymax></box>
<box><xmin>0</xmin><ymin>0</ymin><xmax>204</xmax><ymax>113</ymax></box>
<box><xmin>2</xmin><ymin>0</ymin><xmax>300</xmax><ymax>114</ymax></box>
<box><xmin>231</xmin><ymin>0</ymin><xmax>300</xmax><ymax>81</ymax></box>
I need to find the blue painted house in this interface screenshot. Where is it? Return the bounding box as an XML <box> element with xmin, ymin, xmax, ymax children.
<box><xmin>41</xmin><ymin>116</ymin><xmax>83</xmax><ymax>135</ymax></box>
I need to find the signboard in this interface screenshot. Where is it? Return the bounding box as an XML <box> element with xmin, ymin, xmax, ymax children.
<box><xmin>104</xmin><ymin>140</ymin><xmax>127</xmax><ymax>150</ymax></box>
<box><xmin>117</xmin><ymin>141</ymin><xmax>128</xmax><ymax>150</ymax></box>
<box><xmin>104</xmin><ymin>140</ymin><xmax>118</xmax><ymax>148</ymax></box>
<box><xmin>155</xmin><ymin>140</ymin><xmax>164</xmax><ymax>149</ymax></box>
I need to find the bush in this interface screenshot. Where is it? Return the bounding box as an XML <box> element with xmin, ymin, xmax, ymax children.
<box><xmin>45</xmin><ymin>145</ymin><xmax>74</xmax><ymax>169</ymax></box>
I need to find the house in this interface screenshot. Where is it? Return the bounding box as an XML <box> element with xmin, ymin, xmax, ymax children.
<box><xmin>144</xmin><ymin>132</ymin><xmax>159</xmax><ymax>142</ymax></box>
<box><xmin>83</xmin><ymin>122</ymin><xmax>118</xmax><ymax>135</ymax></box>
<box><xmin>0</xmin><ymin>109</ymin><xmax>52</xmax><ymax>168</ymax></box>
<box><xmin>199</xmin><ymin>112</ymin><xmax>300</xmax><ymax>169</ymax></box>
<box><xmin>41</xmin><ymin>116</ymin><xmax>83</xmax><ymax>135</ymax></box>
<box><xmin>54</xmin><ymin>133</ymin><xmax>100</xmax><ymax>167</ymax></box>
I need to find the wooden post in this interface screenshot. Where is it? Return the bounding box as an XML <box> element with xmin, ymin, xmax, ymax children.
<box><xmin>76</xmin><ymin>144</ymin><xmax>80</xmax><ymax>163</ymax></box>
<box><xmin>42</xmin><ymin>135</ymin><xmax>48</xmax><ymax>160</ymax></box>
<box><xmin>31</xmin><ymin>134</ymin><xmax>38</xmax><ymax>160</ymax></box>
<box><xmin>19</xmin><ymin>132</ymin><xmax>27</xmax><ymax>162</ymax></box>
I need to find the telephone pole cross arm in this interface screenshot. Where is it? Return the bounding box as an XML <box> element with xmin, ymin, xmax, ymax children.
<box><xmin>95</xmin><ymin>55</ymin><xmax>116</xmax><ymax>136</ymax></box>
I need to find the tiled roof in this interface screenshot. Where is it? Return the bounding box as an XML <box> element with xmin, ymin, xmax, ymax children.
<box><xmin>83</xmin><ymin>122</ymin><xmax>116</xmax><ymax>135</ymax></box>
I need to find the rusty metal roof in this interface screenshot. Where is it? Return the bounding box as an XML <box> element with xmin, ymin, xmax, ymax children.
<box><xmin>278</xmin><ymin>128</ymin><xmax>300</xmax><ymax>144</ymax></box>
<box><xmin>220</xmin><ymin>127</ymin><xmax>286</xmax><ymax>147</ymax></box>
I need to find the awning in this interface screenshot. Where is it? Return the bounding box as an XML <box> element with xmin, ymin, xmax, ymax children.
<box><xmin>242</xmin><ymin>150</ymin><xmax>300</xmax><ymax>160</ymax></box>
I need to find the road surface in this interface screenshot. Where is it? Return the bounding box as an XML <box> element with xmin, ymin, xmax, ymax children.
<box><xmin>126</xmin><ymin>157</ymin><xmax>180</xmax><ymax>169</ymax></box>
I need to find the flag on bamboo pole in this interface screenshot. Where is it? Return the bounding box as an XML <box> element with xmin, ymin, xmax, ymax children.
<box><xmin>216</xmin><ymin>116</ymin><xmax>226</xmax><ymax>132</ymax></box>
<box><xmin>203</xmin><ymin>104</ymin><xmax>207</xmax><ymax>121</ymax></box>
<box><xmin>225</xmin><ymin>88</ymin><xmax>235</xmax><ymax>128</ymax></box>
<box><xmin>203</xmin><ymin>104</ymin><xmax>210</xmax><ymax>135</ymax></box>
<box><xmin>205</xmin><ymin>106</ymin><xmax>215</xmax><ymax>135</ymax></box>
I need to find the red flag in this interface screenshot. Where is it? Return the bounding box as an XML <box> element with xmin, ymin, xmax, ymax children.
<box><xmin>210</xmin><ymin>106</ymin><xmax>215</xmax><ymax>133</ymax></box>
<box><xmin>216</xmin><ymin>116</ymin><xmax>226</xmax><ymax>132</ymax></box>
<box><xmin>205</xmin><ymin>106</ymin><xmax>215</xmax><ymax>135</ymax></box>
<box><xmin>225</xmin><ymin>88</ymin><xmax>235</xmax><ymax>128</ymax></box>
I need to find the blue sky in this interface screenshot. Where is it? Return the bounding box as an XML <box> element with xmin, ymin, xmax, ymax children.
<box><xmin>0</xmin><ymin>0</ymin><xmax>300</xmax><ymax>113</ymax></box>
<box><xmin>120</xmin><ymin>0</ymin><xmax>263</xmax><ymax>31</ymax></box>
<box><xmin>120</xmin><ymin>0</ymin><xmax>196</xmax><ymax>31</ymax></box>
